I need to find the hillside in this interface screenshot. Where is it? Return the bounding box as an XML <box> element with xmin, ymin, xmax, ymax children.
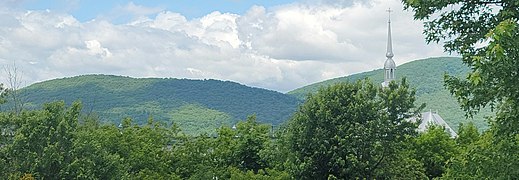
<box><xmin>289</xmin><ymin>57</ymin><xmax>492</xmax><ymax>131</ymax></box>
<box><xmin>11</xmin><ymin>75</ymin><xmax>301</xmax><ymax>135</ymax></box>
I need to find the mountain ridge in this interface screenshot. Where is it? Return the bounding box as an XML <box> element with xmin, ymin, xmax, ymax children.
<box><xmin>5</xmin><ymin>57</ymin><xmax>492</xmax><ymax>134</ymax></box>
<box><xmin>10</xmin><ymin>74</ymin><xmax>301</xmax><ymax>135</ymax></box>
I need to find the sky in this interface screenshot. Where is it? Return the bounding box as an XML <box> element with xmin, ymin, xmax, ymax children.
<box><xmin>0</xmin><ymin>0</ymin><xmax>448</xmax><ymax>92</ymax></box>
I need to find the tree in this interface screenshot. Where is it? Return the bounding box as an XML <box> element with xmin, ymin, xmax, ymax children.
<box><xmin>402</xmin><ymin>0</ymin><xmax>519</xmax><ymax>135</ymax></box>
<box><xmin>456</xmin><ymin>122</ymin><xmax>480</xmax><ymax>147</ymax></box>
<box><xmin>442</xmin><ymin>129</ymin><xmax>519</xmax><ymax>179</ymax></box>
<box><xmin>403</xmin><ymin>2</ymin><xmax>519</xmax><ymax>177</ymax></box>
<box><xmin>0</xmin><ymin>83</ymin><xmax>8</xmax><ymax>105</ymax></box>
<box><xmin>3</xmin><ymin>63</ymin><xmax>26</xmax><ymax>114</ymax></box>
<box><xmin>283</xmin><ymin>79</ymin><xmax>424</xmax><ymax>179</ymax></box>
<box><xmin>233</xmin><ymin>115</ymin><xmax>270</xmax><ymax>172</ymax></box>
<box><xmin>4</xmin><ymin>101</ymin><xmax>80</xmax><ymax>178</ymax></box>
<box><xmin>412</xmin><ymin>125</ymin><xmax>458</xmax><ymax>179</ymax></box>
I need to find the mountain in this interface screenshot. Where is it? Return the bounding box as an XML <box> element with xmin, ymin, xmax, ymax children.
<box><xmin>288</xmin><ymin>57</ymin><xmax>491</xmax><ymax>131</ymax></box>
<box><xmin>10</xmin><ymin>75</ymin><xmax>301</xmax><ymax>135</ymax></box>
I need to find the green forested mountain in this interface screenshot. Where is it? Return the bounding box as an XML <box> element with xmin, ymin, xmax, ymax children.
<box><xmin>5</xmin><ymin>57</ymin><xmax>492</xmax><ymax>134</ymax></box>
<box><xmin>288</xmin><ymin>57</ymin><xmax>491</xmax><ymax>131</ymax></box>
<box><xmin>9</xmin><ymin>75</ymin><xmax>301</xmax><ymax>134</ymax></box>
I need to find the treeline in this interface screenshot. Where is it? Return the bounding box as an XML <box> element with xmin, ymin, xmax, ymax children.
<box><xmin>0</xmin><ymin>101</ymin><xmax>285</xmax><ymax>179</ymax></box>
<box><xmin>1</xmin><ymin>79</ymin><xmax>505</xmax><ymax>179</ymax></box>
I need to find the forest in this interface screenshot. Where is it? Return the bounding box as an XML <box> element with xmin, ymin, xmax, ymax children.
<box><xmin>0</xmin><ymin>78</ymin><xmax>511</xmax><ymax>179</ymax></box>
<box><xmin>0</xmin><ymin>79</ymin><xmax>477</xmax><ymax>179</ymax></box>
<box><xmin>1</xmin><ymin>0</ymin><xmax>519</xmax><ymax>179</ymax></box>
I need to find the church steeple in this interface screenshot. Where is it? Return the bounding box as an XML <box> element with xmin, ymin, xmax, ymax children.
<box><xmin>382</xmin><ymin>8</ymin><xmax>396</xmax><ymax>88</ymax></box>
<box><xmin>386</xmin><ymin>9</ymin><xmax>394</xmax><ymax>59</ymax></box>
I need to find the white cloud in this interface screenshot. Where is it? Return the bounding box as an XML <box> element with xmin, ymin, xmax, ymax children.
<box><xmin>0</xmin><ymin>0</ymin><xmax>446</xmax><ymax>92</ymax></box>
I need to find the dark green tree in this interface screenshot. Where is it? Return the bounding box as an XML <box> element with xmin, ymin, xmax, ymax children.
<box><xmin>403</xmin><ymin>1</ymin><xmax>519</xmax><ymax>178</ymax></box>
<box><xmin>5</xmin><ymin>101</ymin><xmax>80</xmax><ymax>178</ymax></box>
<box><xmin>62</xmin><ymin>115</ymin><xmax>126</xmax><ymax>179</ymax></box>
<box><xmin>172</xmin><ymin>115</ymin><xmax>287</xmax><ymax>179</ymax></box>
<box><xmin>171</xmin><ymin>134</ymin><xmax>216</xmax><ymax>179</ymax></box>
<box><xmin>115</xmin><ymin>117</ymin><xmax>177</xmax><ymax>178</ymax></box>
<box><xmin>456</xmin><ymin>122</ymin><xmax>480</xmax><ymax>147</ymax></box>
<box><xmin>284</xmin><ymin>79</ymin><xmax>424</xmax><ymax>179</ymax></box>
<box><xmin>442</xmin><ymin>129</ymin><xmax>519</xmax><ymax>179</ymax></box>
<box><xmin>233</xmin><ymin>115</ymin><xmax>270</xmax><ymax>172</ymax></box>
<box><xmin>0</xmin><ymin>83</ymin><xmax>8</xmax><ymax>105</ymax></box>
<box><xmin>402</xmin><ymin>0</ymin><xmax>519</xmax><ymax>135</ymax></box>
<box><xmin>412</xmin><ymin>125</ymin><xmax>457</xmax><ymax>179</ymax></box>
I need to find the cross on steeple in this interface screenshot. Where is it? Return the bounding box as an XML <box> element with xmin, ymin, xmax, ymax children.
<box><xmin>386</xmin><ymin>8</ymin><xmax>392</xmax><ymax>22</ymax></box>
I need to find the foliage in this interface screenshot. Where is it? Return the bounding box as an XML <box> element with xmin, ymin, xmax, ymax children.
<box><xmin>0</xmin><ymin>101</ymin><xmax>181</xmax><ymax>179</ymax></box>
<box><xmin>403</xmin><ymin>0</ymin><xmax>519</xmax><ymax>135</ymax></box>
<box><xmin>171</xmin><ymin>115</ymin><xmax>276</xmax><ymax>179</ymax></box>
<box><xmin>412</xmin><ymin>125</ymin><xmax>458</xmax><ymax>179</ymax></box>
<box><xmin>374</xmin><ymin>145</ymin><xmax>428</xmax><ymax>180</ymax></box>
<box><xmin>443</xmin><ymin>129</ymin><xmax>519</xmax><ymax>179</ymax></box>
<box><xmin>6</xmin><ymin>101</ymin><xmax>80</xmax><ymax>178</ymax></box>
<box><xmin>9</xmin><ymin>74</ymin><xmax>300</xmax><ymax>135</ymax></box>
<box><xmin>283</xmin><ymin>79</ymin><xmax>424</xmax><ymax>179</ymax></box>
<box><xmin>229</xmin><ymin>167</ymin><xmax>291</xmax><ymax>180</ymax></box>
<box><xmin>288</xmin><ymin>57</ymin><xmax>492</xmax><ymax>131</ymax></box>
<box><xmin>0</xmin><ymin>92</ymin><xmax>490</xmax><ymax>179</ymax></box>
<box><xmin>0</xmin><ymin>83</ymin><xmax>8</xmax><ymax>106</ymax></box>
<box><xmin>232</xmin><ymin>116</ymin><xmax>270</xmax><ymax>171</ymax></box>
<box><xmin>403</xmin><ymin>1</ymin><xmax>519</xmax><ymax>179</ymax></box>
<box><xmin>456</xmin><ymin>122</ymin><xmax>480</xmax><ymax>146</ymax></box>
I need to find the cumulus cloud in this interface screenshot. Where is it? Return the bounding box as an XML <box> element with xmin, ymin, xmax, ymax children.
<box><xmin>0</xmin><ymin>0</ymin><xmax>446</xmax><ymax>92</ymax></box>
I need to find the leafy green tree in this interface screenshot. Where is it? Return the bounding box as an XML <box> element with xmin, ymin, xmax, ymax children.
<box><xmin>233</xmin><ymin>115</ymin><xmax>270</xmax><ymax>172</ymax></box>
<box><xmin>0</xmin><ymin>83</ymin><xmax>8</xmax><ymax>105</ymax></box>
<box><xmin>172</xmin><ymin>115</ymin><xmax>281</xmax><ymax>179</ymax></box>
<box><xmin>443</xmin><ymin>130</ymin><xmax>519</xmax><ymax>179</ymax></box>
<box><xmin>116</xmin><ymin>117</ymin><xmax>176</xmax><ymax>178</ymax></box>
<box><xmin>62</xmin><ymin>115</ymin><xmax>126</xmax><ymax>179</ymax></box>
<box><xmin>404</xmin><ymin>1</ymin><xmax>519</xmax><ymax>178</ymax></box>
<box><xmin>413</xmin><ymin>125</ymin><xmax>457</xmax><ymax>179</ymax></box>
<box><xmin>375</xmin><ymin>145</ymin><xmax>428</xmax><ymax>180</ymax></box>
<box><xmin>456</xmin><ymin>122</ymin><xmax>480</xmax><ymax>147</ymax></box>
<box><xmin>5</xmin><ymin>101</ymin><xmax>80</xmax><ymax>178</ymax></box>
<box><xmin>171</xmin><ymin>134</ymin><xmax>216</xmax><ymax>179</ymax></box>
<box><xmin>402</xmin><ymin>0</ymin><xmax>519</xmax><ymax>135</ymax></box>
<box><xmin>284</xmin><ymin>79</ymin><xmax>424</xmax><ymax>179</ymax></box>
<box><xmin>229</xmin><ymin>166</ymin><xmax>291</xmax><ymax>180</ymax></box>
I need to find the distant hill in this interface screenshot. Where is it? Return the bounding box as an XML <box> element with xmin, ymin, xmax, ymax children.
<box><xmin>8</xmin><ymin>75</ymin><xmax>301</xmax><ymax>135</ymax></box>
<box><xmin>288</xmin><ymin>57</ymin><xmax>491</xmax><ymax>131</ymax></box>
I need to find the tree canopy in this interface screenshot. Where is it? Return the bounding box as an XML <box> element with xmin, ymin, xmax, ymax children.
<box><xmin>403</xmin><ymin>0</ymin><xmax>519</xmax><ymax>134</ymax></box>
<box><xmin>403</xmin><ymin>0</ymin><xmax>519</xmax><ymax>178</ymax></box>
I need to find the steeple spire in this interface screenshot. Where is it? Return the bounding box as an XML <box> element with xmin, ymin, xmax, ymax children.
<box><xmin>382</xmin><ymin>8</ymin><xmax>396</xmax><ymax>88</ymax></box>
<box><xmin>386</xmin><ymin>8</ymin><xmax>394</xmax><ymax>59</ymax></box>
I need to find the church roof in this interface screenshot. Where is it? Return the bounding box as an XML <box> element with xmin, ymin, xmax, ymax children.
<box><xmin>409</xmin><ymin>111</ymin><xmax>458</xmax><ymax>137</ymax></box>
